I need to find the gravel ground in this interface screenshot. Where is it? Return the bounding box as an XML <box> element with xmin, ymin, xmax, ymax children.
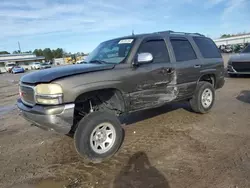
<box><xmin>0</xmin><ymin>68</ymin><xmax>250</xmax><ymax>188</ymax></box>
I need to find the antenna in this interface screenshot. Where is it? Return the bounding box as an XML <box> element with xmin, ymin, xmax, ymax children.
<box><xmin>132</xmin><ymin>30</ymin><xmax>134</xmax><ymax>36</ymax></box>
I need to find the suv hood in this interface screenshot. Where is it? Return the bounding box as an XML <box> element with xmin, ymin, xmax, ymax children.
<box><xmin>229</xmin><ymin>53</ymin><xmax>250</xmax><ymax>62</ymax></box>
<box><xmin>21</xmin><ymin>64</ymin><xmax>115</xmax><ymax>84</ymax></box>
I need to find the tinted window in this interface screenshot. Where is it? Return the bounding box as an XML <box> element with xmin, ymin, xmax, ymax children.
<box><xmin>242</xmin><ymin>44</ymin><xmax>250</xmax><ymax>53</ymax></box>
<box><xmin>138</xmin><ymin>39</ymin><xmax>170</xmax><ymax>63</ymax></box>
<box><xmin>193</xmin><ymin>37</ymin><xmax>221</xmax><ymax>58</ymax></box>
<box><xmin>170</xmin><ymin>38</ymin><xmax>197</xmax><ymax>61</ymax></box>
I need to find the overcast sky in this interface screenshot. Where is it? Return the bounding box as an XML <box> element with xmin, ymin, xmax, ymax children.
<box><xmin>0</xmin><ymin>0</ymin><xmax>249</xmax><ymax>53</ymax></box>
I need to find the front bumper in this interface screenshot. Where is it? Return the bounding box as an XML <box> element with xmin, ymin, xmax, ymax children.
<box><xmin>17</xmin><ymin>99</ymin><xmax>75</xmax><ymax>134</ymax></box>
<box><xmin>227</xmin><ymin>65</ymin><xmax>250</xmax><ymax>75</ymax></box>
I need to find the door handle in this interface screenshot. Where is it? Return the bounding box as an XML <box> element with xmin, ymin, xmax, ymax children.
<box><xmin>194</xmin><ymin>65</ymin><xmax>201</xmax><ymax>68</ymax></box>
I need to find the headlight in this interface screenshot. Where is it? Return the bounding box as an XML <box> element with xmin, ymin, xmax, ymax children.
<box><xmin>35</xmin><ymin>84</ymin><xmax>63</xmax><ymax>105</ymax></box>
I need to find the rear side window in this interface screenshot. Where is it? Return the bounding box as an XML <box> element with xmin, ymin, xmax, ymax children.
<box><xmin>170</xmin><ymin>38</ymin><xmax>197</xmax><ymax>62</ymax></box>
<box><xmin>138</xmin><ymin>39</ymin><xmax>170</xmax><ymax>63</ymax></box>
<box><xmin>193</xmin><ymin>37</ymin><xmax>221</xmax><ymax>58</ymax></box>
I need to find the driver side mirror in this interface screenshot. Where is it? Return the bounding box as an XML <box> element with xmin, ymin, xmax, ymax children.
<box><xmin>133</xmin><ymin>53</ymin><xmax>153</xmax><ymax>66</ymax></box>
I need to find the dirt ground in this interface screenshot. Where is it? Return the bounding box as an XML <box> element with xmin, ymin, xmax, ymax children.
<box><xmin>1</xmin><ymin>64</ymin><xmax>250</xmax><ymax>188</ymax></box>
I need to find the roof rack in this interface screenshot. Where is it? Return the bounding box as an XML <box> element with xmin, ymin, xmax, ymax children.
<box><xmin>156</xmin><ymin>30</ymin><xmax>204</xmax><ymax>37</ymax></box>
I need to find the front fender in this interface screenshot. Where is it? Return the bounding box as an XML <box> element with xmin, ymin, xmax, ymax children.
<box><xmin>61</xmin><ymin>80</ymin><xmax>126</xmax><ymax>103</ymax></box>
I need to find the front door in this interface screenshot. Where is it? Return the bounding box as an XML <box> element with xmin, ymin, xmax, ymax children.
<box><xmin>129</xmin><ymin>37</ymin><xmax>175</xmax><ymax>111</ymax></box>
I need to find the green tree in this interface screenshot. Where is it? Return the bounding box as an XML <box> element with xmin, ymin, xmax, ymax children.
<box><xmin>23</xmin><ymin>50</ymin><xmax>32</xmax><ymax>53</ymax></box>
<box><xmin>13</xmin><ymin>50</ymin><xmax>22</xmax><ymax>54</ymax></box>
<box><xmin>233</xmin><ymin>44</ymin><xmax>241</xmax><ymax>53</ymax></box>
<box><xmin>0</xmin><ymin>51</ymin><xmax>10</xmax><ymax>54</ymax></box>
<box><xmin>52</xmin><ymin>48</ymin><xmax>63</xmax><ymax>58</ymax></box>
<box><xmin>33</xmin><ymin>49</ymin><xmax>43</xmax><ymax>56</ymax></box>
<box><xmin>43</xmin><ymin>48</ymin><xmax>53</xmax><ymax>60</ymax></box>
<box><xmin>220</xmin><ymin>34</ymin><xmax>231</xmax><ymax>38</ymax></box>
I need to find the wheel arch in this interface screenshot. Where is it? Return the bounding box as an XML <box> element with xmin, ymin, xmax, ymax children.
<box><xmin>198</xmin><ymin>73</ymin><xmax>216</xmax><ymax>87</ymax></box>
<box><xmin>71</xmin><ymin>87</ymin><xmax>127</xmax><ymax>133</ymax></box>
<box><xmin>74</xmin><ymin>87</ymin><xmax>127</xmax><ymax>113</ymax></box>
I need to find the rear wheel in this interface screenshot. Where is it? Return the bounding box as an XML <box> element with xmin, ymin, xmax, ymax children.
<box><xmin>190</xmin><ymin>81</ymin><xmax>215</xmax><ymax>114</ymax></box>
<box><xmin>74</xmin><ymin>111</ymin><xmax>124</xmax><ymax>163</ymax></box>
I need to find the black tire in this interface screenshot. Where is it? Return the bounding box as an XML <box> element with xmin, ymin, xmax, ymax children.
<box><xmin>190</xmin><ymin>81</ymin><xmax>215</xmax><ymax>114</ymax></box>
<box><xmin>74</xmin><ymin>111</ymin><xmax>124</xmax><ymax>163</ymax></box>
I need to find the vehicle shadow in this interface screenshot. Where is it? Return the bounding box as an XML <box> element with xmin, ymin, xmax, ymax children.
<box><xmin>119</xmin><ymin>102</ymin><xmax>191</xmax><ymax>126</ymax></box>
<box><xmin>236</xmin><ymin>90</ymin><xmax>250</xmax><ymax>104</ymax></box>
<box><xmin>113</xmin><ymin>151</ymin><xmax>170</xmax><ymax>188</ymax></box>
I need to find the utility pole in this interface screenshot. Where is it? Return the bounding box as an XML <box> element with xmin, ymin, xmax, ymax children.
<box><xmin>132</xmin><ymin>30</ymin><xmax>134</xmax><ymax>36</ymax></box>
<box><xmin>18</xmin><ymin>41</ymin><xmax>21</xmax><ymax>53</ymax></box>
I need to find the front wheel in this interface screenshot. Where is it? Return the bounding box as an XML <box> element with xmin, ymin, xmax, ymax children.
<box><xmin>190</xmin><ymin>81</ymin><xmax>215</xmax><ymax>114</ymax></box>
<box><xmin>74</xmin><ymin>111</ymin><xmax>124</xmax><ymax>163</ymax></box>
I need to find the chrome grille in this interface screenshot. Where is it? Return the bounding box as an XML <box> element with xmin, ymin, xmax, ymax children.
<box><xmin>20</xmin><ymin>84</ymin><xmax>35</xmax><ymax>106</ymax></box>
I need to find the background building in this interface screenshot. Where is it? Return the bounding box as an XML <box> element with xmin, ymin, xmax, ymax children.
<box><xmin>0</xmin><ymin>53</ymin><xmax>45</xmax><ymax>73</ymax></box>
<box><xmin>213</xmin><ymin>34</ymin><xmax>250</xmax><ymax>53</ymax></box>
<box><xmin>214</xmin><ymin>34</ymin><xmax>250</xmax><ymax>46</ymax></box>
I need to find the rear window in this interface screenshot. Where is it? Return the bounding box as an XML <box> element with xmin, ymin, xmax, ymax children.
<box><xmin>193</xmin><ymin>37</ymin><xmax>221</xmax><ymax>58</ymax></box>
<box><xmin>170</xmin><ymin>38</ymin><xmax>197</xmax><ymax>62</ymax></box>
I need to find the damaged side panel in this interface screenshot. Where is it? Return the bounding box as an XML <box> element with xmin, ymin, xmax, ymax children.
<box><xmin>129</xmin><ymin>85</ymin><xmax>179</xmax><ymax>110</ymax></box>
<box><xmin>128</xmin><ymin>70</ymin><xmax>197</xmax><ymax>111</ymax></box>
<box><xmin>129</xmin><ymin>71</ymin><xmax>179</xmax><ymax>111</ymax></box>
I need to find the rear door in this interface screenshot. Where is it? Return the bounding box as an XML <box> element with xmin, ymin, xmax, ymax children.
<box><xmin>192</xmin><ymin>36</ymin><xmax>224</xmax><ymax>82</ymax></box>
<box><xmin>168</xmin><ymin>37</ymin><xmax>201</xmax><ymax>98</ymax></box>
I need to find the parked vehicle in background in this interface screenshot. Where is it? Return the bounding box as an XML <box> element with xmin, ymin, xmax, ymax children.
<box><xmin>227</xmin><ymin>44</ymin><xmax>250</xmax><ymax>77</ymax></box>
<box><xmin>17</xmin><ymin>30</ymin><xmax>224</xmax><ymax>163</ymax></box>
<box><xmin>31</xmin><ymin>62</ymin><xmax>41</xmax><ymax>70</ymax></box>
<box><xmin>219</xmin><ymin>45</ymin><xmax>233</xmax><ymax>53</ymax></box>
<box><xmin>40</xmin><ymin>62</ymin><xmax>52</xmax><ymax>69</ymax></box>
<box><xmin>5</xmin><ymin>63</ymin><xmax>16</xmax><ymax>73</ymax></box>
<box><xmin>12</xmin><ymin>66</ymin><xmax>25</xmax><ymax>74</ymax></box>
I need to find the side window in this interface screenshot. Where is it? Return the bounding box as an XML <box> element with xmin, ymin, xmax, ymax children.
<box><xmin>170</xmin><ymin>38</ymin><xmax>197</xmax><ymax>62</ymax></box>
<box><xmin>138</xmin><ymin>39</ymin><xmax>170</xmax><ymax>63</ymax></box>
<box><xmin>193</xmin><ymin>37</ymin><xmax>221</xmax><ymax>58</ymax></box>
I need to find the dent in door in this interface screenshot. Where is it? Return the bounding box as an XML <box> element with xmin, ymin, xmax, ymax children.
<box><xmin>129</xmin><ymin>72</ymin><xmax>178</xmax><ymax>110</ymax></box>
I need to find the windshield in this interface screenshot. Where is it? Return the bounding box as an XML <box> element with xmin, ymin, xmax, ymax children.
<box><xmin>34</xmin><ymin>62</ymin><xmax>40</xmax><ymax>65</ymax></box>
<box><xmin>84</xmin><ymin>38</ymin><xmax>135</xmax><ymax>64</ymax></box>
<box><xmin>242</xmin><ymin>44</ymin><xmax>250</xmax><ymax>53</ymax></box>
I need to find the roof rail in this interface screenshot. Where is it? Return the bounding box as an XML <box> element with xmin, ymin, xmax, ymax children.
<box><xmin>156</xmin><ymin>30</ymin><xmax>204</xmax><ymax>37</ymax></box>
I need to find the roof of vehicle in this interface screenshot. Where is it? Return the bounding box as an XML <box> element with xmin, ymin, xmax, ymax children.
<box><xmin>111</xmin><ymin>30</ymin><xmax>206</xmax><ymax>41</ymax></box>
